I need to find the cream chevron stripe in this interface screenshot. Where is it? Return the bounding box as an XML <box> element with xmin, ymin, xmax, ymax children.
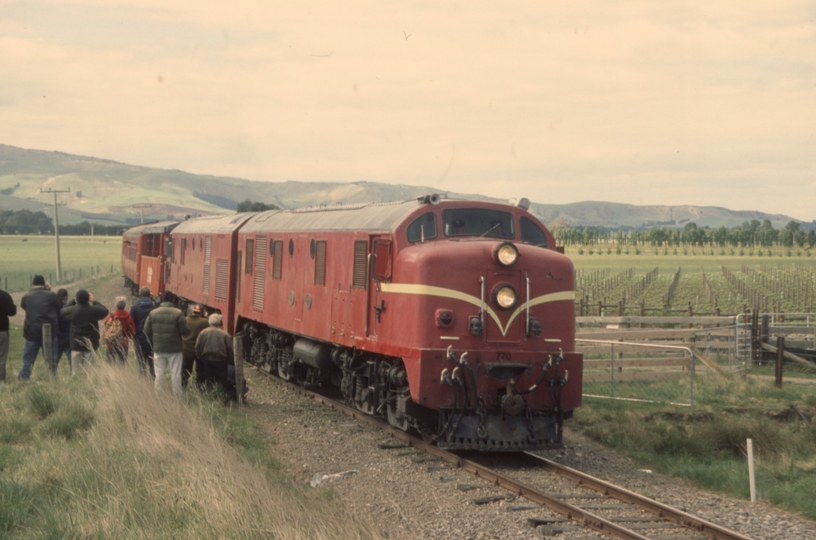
<box><xmin>379</xmin><ymin>283</ymin><xmax>575</xmax><ymax>336</ymax></box>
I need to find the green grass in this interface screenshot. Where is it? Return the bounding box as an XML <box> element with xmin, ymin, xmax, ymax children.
<box><xmin>0</xmin><ymin>235</ymin><xmax>121</xmax><ymax>292</ymax></box>
<box><xmin>576</xmin><ymin>374</ymin><xmax>816</xmax><ymax>518</ymax></box>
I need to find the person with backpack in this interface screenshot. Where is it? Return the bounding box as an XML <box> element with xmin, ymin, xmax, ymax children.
<box><xmin>103</xmin><ymin>296</ymin><xmax>136</xmax><ymax>365</ymax></box>
<box><xmin>62</xmin><ymin>290</ymin><xmax>109</xmax><ymax>374</ymax></box>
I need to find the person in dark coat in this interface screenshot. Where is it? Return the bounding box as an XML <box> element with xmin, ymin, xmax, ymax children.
<box><xmin>194</xmin><ymin>313</ymin><xmax>233</xmax><ymax>395</ymax></box>
<box><xmin>130</xmin><ymin>286</ymin><xmax>157</xmax><ymax>378</ymax></box>
<box><xmin>0</xmin><ymin>286</ymin><xmax>17</xmax><ymax>382</ymax></box>
<box><xmin>181</xmin><ymin>304</ymin><xmax>209</xmax><ymax>388</ymax></box>
<box><xmin>19</xmin><ymin>275</ymin><xmax>61</xmax><ymax>380</ymax></box>
<box><xmin>52</xmin><ymin>288</ymin><xmax>72</xmax><ymax>375</ymax></box>
<box><xmin>62</xmin><ymin>290</ymin><xmax>109</xmax><ymax>375</ymax></box>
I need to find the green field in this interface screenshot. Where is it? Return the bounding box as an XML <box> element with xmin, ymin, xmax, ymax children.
<box><xmin>0</xmin><ymin>235</ymin><xmax>121</xmax><ymax>292</ymax></box>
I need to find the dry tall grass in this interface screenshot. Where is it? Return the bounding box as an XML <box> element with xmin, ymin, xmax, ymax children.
<box><xmin>7</xmin><ymin>363</ymin><xmax>381</xmax><ymax>539</ymax></box>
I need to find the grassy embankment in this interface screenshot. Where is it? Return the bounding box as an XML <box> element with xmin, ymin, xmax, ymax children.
<box><xmin>570</xmin><ymin>252</ymin><xmax>816</xmax><ymax>519</ymax></box>
<box><xmin>0</xmin><ymin>358</ymin><xmax>380</xmax><ymax>539</ymax></box>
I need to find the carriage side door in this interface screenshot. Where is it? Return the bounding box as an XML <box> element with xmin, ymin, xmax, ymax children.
<box><xmin>369</xmin><ymin>235</ymin><xmax>392</xmax><ymax>337</ymax></box>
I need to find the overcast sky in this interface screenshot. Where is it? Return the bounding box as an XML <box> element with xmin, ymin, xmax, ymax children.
<box><xmin>1</xmin><ymin>1</ymin><xmax>814</xmax><ymax>220</ymax></box>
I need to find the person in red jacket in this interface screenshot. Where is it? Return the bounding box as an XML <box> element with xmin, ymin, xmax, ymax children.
<box><xmin>103</xmin><ymin>296</ymin><xmax>137</xmax><ymax>365</ymax></box>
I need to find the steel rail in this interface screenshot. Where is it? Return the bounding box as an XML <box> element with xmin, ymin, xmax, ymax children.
<box><xmin>259</xmin><ymin>370</ymin><xmax>754</xmax><ymax>540</ymax></box>
<box><xmin>523</xmin><ymin>452</ymin><xmax>754</xmax><ymax>540</ymax></box>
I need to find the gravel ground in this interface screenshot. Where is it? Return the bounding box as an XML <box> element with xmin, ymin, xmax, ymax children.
<box><xmin>21</xmin><ymin>277</ymin><xmax>815</xmax><ymax>539</ymax></box>
<box><xmin>241</xmin><ymin>371</ymin><xmax>816</xmax><ymax>540</ymax></box>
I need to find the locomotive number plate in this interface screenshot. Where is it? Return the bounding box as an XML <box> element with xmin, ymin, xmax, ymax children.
<box><xmin>495</xmin><ymin>352</ymin><xmax>512</xmax><ymax>361</ymax></box>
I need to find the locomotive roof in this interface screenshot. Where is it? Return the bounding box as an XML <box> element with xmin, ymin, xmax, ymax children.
<box><xmin>122</xmin><ymin>220</ymin><xmax>180</xmax><ymax>238</ymax></box>
<box><xmin>240</xmin><ymin>200</ymin><xmax>424</xmax><ymax>233</ymax></box>
<box><xmin>171</xmin><ymin>213</ymin><xmax>257</xmax><ymax>234</ymax></box>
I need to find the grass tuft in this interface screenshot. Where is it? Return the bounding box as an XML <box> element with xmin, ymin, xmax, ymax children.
<box><xmin>38</xmin><ymin>400</ymin><xmax>95</xmax><ymax>439</ymax></box>
<box><xmin>26</xmin><ymin>385</ymin><xmax>60</xmax><ymax>418</ymax></box>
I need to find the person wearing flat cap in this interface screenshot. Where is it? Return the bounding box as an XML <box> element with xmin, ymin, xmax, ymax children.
<box><xmin>182</xmin><ymin>304</ymin><xmax>209</xmax><ymax>389</ymax></box>
<box><xmin>62</xmin><ymin>289</ymin><xmax>109</xmax><ymax>374</ymax></box>
<box><xmin>18</xmin><ymin>275</ymin><xmax>61</xmax><ymax>380</ymax></box>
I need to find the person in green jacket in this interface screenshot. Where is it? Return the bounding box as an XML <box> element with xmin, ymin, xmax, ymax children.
<box><xmin>144</xmin><ymin>291</ymin><xmax>190</xmax><ymax>396</ymax></box>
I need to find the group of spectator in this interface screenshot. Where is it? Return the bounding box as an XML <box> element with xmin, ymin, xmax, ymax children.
<box><xmin>0</xmin><ymin>275</ymin><xmax>236</xmax><ymax>400</ymax></box>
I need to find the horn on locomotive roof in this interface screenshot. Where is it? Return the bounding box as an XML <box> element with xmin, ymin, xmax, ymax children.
<box><xmin>511</xmin><ymin>197</ymin><xmax>530</xmax><ymax>210</ymax></box>
<box><xmin>418</xmin><ymin>193</ymin><xmax>442</xmax><ymax>205</ymax></box>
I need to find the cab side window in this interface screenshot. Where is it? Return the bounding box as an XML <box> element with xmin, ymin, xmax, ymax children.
<box><xmin>520</xmin><ymin>217</ymin><xmax>547</xmax><ymax>248</ymax></box>
<box><xmin>407</xmin><ymin>212</ymin><xmax>438</xmax><ymax>243</ymax></box>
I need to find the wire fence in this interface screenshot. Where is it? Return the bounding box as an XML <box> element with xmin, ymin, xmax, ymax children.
<box><xmin>1</xmin><ymin>264</ymin><xmax>119</xmax><ymax>293</ymax></box>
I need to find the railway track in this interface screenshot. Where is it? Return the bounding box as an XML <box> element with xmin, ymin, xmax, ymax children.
<box><xmin>254</xmin><ymin>368</ymin><xmax>754</xmax><ymax>540</ymax></box>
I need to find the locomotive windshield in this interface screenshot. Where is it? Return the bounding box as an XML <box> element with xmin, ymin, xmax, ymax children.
<box><xmin>442</xmin><ymin>209</ymin><xmax>514</xmax><ymax>239</ymax></box>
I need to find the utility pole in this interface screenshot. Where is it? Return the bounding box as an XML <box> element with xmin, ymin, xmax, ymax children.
<box><xmin>40</xmin><ymin>188</ymin><xmax>70</xmax><ymax>282</ymax></box>
<box><xmin>131</xmin><ymin>204</ymin><xmax>152</xmax><ymax>224</ymax></box>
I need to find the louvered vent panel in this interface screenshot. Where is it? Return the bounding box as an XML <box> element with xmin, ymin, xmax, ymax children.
<box><xmin>253</xmin><ymin>236</ymin><xmax>267</xmax><ymax>309</ymax></box>
<box><xmin>314</xmin><ymin>241</ymin><xmax>327</xmax><ymax>285</ymax></box>
<box><xmin>352</xmin><ymin>240</ymin><xmax>367</xmax><ymax>289</ymax></box>
<box><xmin>203</xmin><ymin>264</ymin><xmax>210</xmax><ymax>296</ymax></box>
<box><xmin>215</xmin><ymin>259</ymin><xmax>229</xmax><ymax>301</ymax></box>
<box><xmin>273</xmin><ymin>240</ymin><xmax>283</xmax><ymax>279</ymax></box>
<box><xmin>202</xmin><ymin>237</ymin><xmax>213</xmax><ymax>296</ymax></box>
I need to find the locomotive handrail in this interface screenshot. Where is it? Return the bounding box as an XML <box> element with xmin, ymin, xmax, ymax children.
<box><xmin>525</xmin><ymin>273</ymin><xmax>530</xmax><ymax>336</ymax></box>
<box><xmin>479</xmin><ymin>275</ymin><xmax>485</xmax><ymax>329</ymax></box>
<box><xmin>365</xmin><ymin>253</ymin><xmax>372</xmax><ymax>337</ymax></box>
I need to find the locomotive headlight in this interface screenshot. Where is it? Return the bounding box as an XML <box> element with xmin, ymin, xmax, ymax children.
<box><xmin>495</xmin><ymin>242</ymin><xmax>519</xmax><ymax>267</ymax></box>
<box><xmin>493</xmin><ymin>284</ymin><xmax>518</xmax><ymax>309</ymax></box>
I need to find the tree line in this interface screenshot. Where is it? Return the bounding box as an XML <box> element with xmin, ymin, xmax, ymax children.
<box><xmin>0</xmin><ymin>201</ymin><xmax>280</xmax><ymax>235</ymax></box>
<box><xmin>0</xmin><ymin>210</ymin><xmax>126</xmax><ymax>235</ymax></box>
<box><xmin>551</xmin><ymin>219</ymin><xmax>816</xmax><ymax>249</ymax></box>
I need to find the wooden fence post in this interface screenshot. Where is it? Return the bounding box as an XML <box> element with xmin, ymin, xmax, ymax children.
<box><xmin>775</xmin><ymin>336</ymin><xmax>785</xmax><ymax>388</ymax></box>
<box><xmin>43</xmin><ymin>324</ymin><xmax>53</xmax><ymax>374</ymax></box>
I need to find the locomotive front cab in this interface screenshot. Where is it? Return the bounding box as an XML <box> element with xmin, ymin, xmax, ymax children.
<box><xmin>380</xmin><ymin>200</ymin><xmax>582</xmax><ymax>450</ymax></box>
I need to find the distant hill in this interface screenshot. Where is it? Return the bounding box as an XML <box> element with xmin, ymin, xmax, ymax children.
<box><xmin>0</xmin><ymin>144</ymin><xmax>806</xmax><ymax>229</ymax></box>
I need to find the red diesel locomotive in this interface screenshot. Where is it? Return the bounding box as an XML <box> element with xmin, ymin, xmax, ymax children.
<box><xmin>123</xmin><ymin>196</ymin><xmax>582</xmax><ymax>451</ymax></box>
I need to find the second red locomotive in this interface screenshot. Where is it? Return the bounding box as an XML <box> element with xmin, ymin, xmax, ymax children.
<box><xmin>125</xmin><ymin>196</ymin><xmax>582</xmax><ymax>451</ymax></box>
